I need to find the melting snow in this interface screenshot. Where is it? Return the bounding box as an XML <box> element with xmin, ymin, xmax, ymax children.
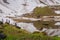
<box><xmin>55</xmin><ymin>22</ymin><xmax>60</xmax><ymax>25</ymax></box>
<box><xmin>55</xmin><ymin>11</ymin><xmax>60</xmax><ymax>14</ymax></box>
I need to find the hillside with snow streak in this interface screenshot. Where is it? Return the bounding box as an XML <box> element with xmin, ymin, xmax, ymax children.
<box><xmin>0</xmin><ymin>0</ymin><xmax>60</xmax><ymax>17</ymax></box>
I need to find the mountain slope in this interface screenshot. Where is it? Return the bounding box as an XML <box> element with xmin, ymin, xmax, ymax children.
<box><xmin>0</xmin><ymin>0</ymin><xmax>60</xmax><ymax>37</ymax></box>
<box><xmin>0</xmin><ymin>0</ymin><xmax>60</xmax><ymax>17</ymax></box>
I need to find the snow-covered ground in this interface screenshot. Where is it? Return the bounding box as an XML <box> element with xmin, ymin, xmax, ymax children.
<box><xmin>16</xmin><ymin>22</ymin><xmax>39</xmax><ymax>33</ymax></box>
<box><xmin>40</xmin><ymin>0</ymin><xmax>60</xmax><ymax>5</ymax></box>
<box><xmin>55</xmin><ymin>10</ymin><xmax>60</xmax><ymax>14</ymax></box>
<box><xmin>0</xmin><ymin>0</ymin><xmax>46</xmax><ymax>16</ymax></box>
<box><xmin>42</xmin><ymin>28</ymin><xmax>60</xmax><ymax>37</ymax></box>
<box><xmin>55</xmin><ymin>22</ymin><xmax>60</xmax><ymax>25</ymax></box>
<box><xmin>0</xmin><ymin>0</ymin><xmax>60</xmax><ymax>17</ymax></box>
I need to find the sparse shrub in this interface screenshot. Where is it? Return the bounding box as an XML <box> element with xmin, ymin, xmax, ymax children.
<box><xmin>0</xmin><ymin>21</ymin><xmax>3</xmax><ymax>25</ymax></box>
<box><xmin>0</xmin><ymin>33</ymin><xmax>7</xmax><ymax>40</ymax></box>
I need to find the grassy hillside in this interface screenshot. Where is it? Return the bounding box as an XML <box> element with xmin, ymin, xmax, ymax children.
<box><xmin>0</xmin><ymin>22</ymin><xmax>59</xmax><ymax>40</ymax></box>
<box><xmin>33</xmin><ymin>7</ymin><xmax>56</xmax><ymax>16</ymax></box>
<box><xmin>33</xmin><ymin>21</ymin><xmax>57</xmax><ymax>29</ymax></box>
<box><xmin>23</xmin><ymin>7</ymin><xmax>58</xmax><ymax>18</ymax></box>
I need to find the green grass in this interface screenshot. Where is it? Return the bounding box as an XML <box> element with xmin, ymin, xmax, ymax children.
<box><xmin>33</xmin><ymin>7</ymin><xmax>56</xmax><ymax>16</ymax></box>
<box><xmin>0</xmin><ymin>23</ymin><xmax>60</xmax><ymax>40</ymax></box>
<box><xmin>33</xmin><ymin>21</ymin><xmax>57</xmax><ymax>29</ymax></box>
